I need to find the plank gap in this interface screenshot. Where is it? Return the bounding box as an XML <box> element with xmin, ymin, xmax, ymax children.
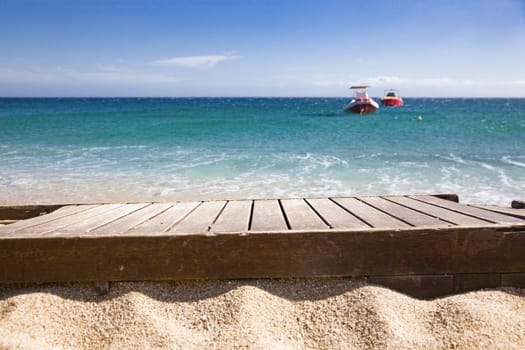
<box><xmin>304</xmin><ymin>198</ymin><xmax>333</xmax><ymax>229</ymax></box>
<box><xmin>278</xmin><ymin>199</ymin><xmax>292</xmax><ymax>230</ymax></box>
<box><xmin>248</xmin><ymin>200</ymin><xmax>255</xmax><ymax>231</ymax></box>
<box><xmin>207</xmin><ymin>200</ymin><xmax>229</xmax><ymax>232</ymax></box>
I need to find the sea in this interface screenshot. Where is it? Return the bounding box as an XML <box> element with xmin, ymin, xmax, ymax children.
<box><xmin>1</xmin><ymin>97</ymin><xmax>524</xmax><ymax>205</ymax></box>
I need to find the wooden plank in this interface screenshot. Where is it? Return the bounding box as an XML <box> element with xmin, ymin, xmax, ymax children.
<box><xmin>280</xmin><ymin>199</ymin><xmax>328</xmax><ymax>230</ymax></box>
<box><xmin>56</xmin><ymin>203</ymin><xmax>151</xmax><ymax>234</ymax></box>
<box><xmin>250</xmin><ymin>200</ymin><xmax>288</xmax><ymax>231</ymax></box>
<box><xmin>360</xmin><ymin>196</ymin><xmax>449</xmax><ymax>227</ymax></box>
<box><xmin>0</xmin><ymin>205</ymin><xmax>97</xmax><ymax>235</ymax></box>
<box><xmin>169</xmin><ymin>201</ymin><xmax>227</xmax><ymax>233</ymax></box>
<box><xmin>432</xmin><ymin>194</ymin><xmax>459</xmax><ymax>203</ymax></box>
<box><xmin>91</xmin><ymin>203</ymin><xmax>173</xmax><ymax>234</ymax></box>
<box><xmin>512</xmin><ymin>200</ymin><xmax>525</xmax><ymax>209</ymax></box>
<box><xmin>332</xmin><ymin>197</ymin><xmax>409</xmax><ymax>228</ymax></box>
<box><xmin>0</xmin><ymin>204</ymin><xmax>64</xmax><ymax>220</ymax></box>
<box><xmin>306</xmin><ymin>198</ymin><xmax>369</xmax><ymax>229</ymax></box>
<box><xmin>1</xmin><ymin>225</ymin><xmax>524</xmax><ymax>283</ymax></box>
<box><xmin>411</xmin><ymin>195</ymin><xmax>525</xmax><ymax>224</ymax></box>
<box><xmin>502</xmin><ymin>273</ymin><xmax>525</xmax><ymax>288</ymax></box>
<box><xmin>387</xmin><ymin>196</ymin><xmax>490</xmax><ymax>226</ymax></box>
<box><xmin>130</xmin><ymin>202</ymin><xmax>200</xmax><ymax>234</ymax></box>
<box><xmin>471</xmin><ymin>205</ymin><xmax>525</xmax><ymax>220</ymax></box>
<box><xmin>9</xmin><ymin>204</ymin><xmax>121</xmax><ymax>236</ymax></box>
<box><xmin>453</xmin><ymin>273</ymin><xmax>501</xmax><ymax>293</ymax></box>
<box><xmin>210</xmin><ymin>200</ymin><xmax>252</xmax><ymax>233</ymax></box>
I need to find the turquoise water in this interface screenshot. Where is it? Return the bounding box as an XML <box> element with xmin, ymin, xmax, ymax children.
<box><xmin>1</xmin><ymin>98</ymin><xmax>524</xmax><ymax>205</ymax></box>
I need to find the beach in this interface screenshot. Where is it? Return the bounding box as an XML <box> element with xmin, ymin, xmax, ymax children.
<box><xmin>1</xmin><ymin>97</ymin><xmax>525</xmax><ymax>349</ymax></box>
<box><xmin>1</xmin><ymin>279</ymin><xmax>525</xmax><ymax>349</ymax></box>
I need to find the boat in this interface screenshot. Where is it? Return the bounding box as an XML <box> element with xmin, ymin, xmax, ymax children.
<box><xmin>381</xmin><ymin>89</ymin><xmax>404</xmax><ymax>107</ymax></box>
<box><xmin>343</xmin><ymin>86</ymin><xmax>379</xmax><ymax>114</ymax></box>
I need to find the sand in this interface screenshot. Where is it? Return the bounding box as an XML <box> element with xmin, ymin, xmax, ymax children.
<box><xmin>1</xmin><ymin>279</ymin><xmax>524</xmax><ymax>350</ymax></box>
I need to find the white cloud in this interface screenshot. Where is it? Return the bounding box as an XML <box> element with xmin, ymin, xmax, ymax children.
<box><xmin>155</xmin><ymin>54</ymin><xmax>241</xmax><ymax>68</ymax></box>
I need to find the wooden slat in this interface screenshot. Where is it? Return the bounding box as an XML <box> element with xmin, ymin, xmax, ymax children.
<box><xmin>13</xmin><ymin>204</ymin><xmax>124</xmax><ymax>236</ymax></box>
<box><xmin>56</xmin><ymin>203</ymin><xmax>151</xmax><ymax>234</ymax></box>
<box><xmin>0</xmin><ymin>205</ymin><xmax>97</xmax><ymax>234</ymax></box>
<box><xmin>280</xmin><ymin>199</ymin><xmax>328</xmax><ymax>230</ymax></box>
<box><xmin>211</xmin><ymin>200</ymin><xmax>252</xmax><ymax>233</ymax></box>
<box><xmin>471</xmin><ymin>205</ymin><xmax>525</xmax><ymax>220</ymax></box>
<box><xmin>387</xmin><ymin>196</ymin><xmax>490</xmax><ymax>226</ymax></box>
<box><xmin>250</xmin><ymin>200</ymin><xmax>288</xmax><ymax>231</ymax></box>
<box><xmin>130</xmin><ymin>202</ymin><xmax>200</xmax><ymax>234</ymax></box>
<box><xmin>360</xmin><ymin>196</ymin><xmax>450</xmax><ymax>227</ymax></box>
<box><xmin>411</xmin><ymin>195</ymin><xmax>525</xmax><ymax>224</ymax></box>
<box><xmin>0</xmin><ymin>204</ymin><xmax>64</xmax><ymax>220</ymax></box>
<box><xmin>512</xmin><ymin>200</ymin><xmax>525</xmax><ymax>209</ymax></box>
<box><xmin>169</xmin><ymin>201</ymin><xmax>227</xmax><ymax>233</ymax></box>
<box><xmin>306</xmin><ymin>198</ymin><xmax>370</xmax><ymax>229</ymax></box>
<box><xmin>2</xmin><ymin>225</ymin><xmax>524</xmax><ymax>283</ymax></box>
<box><xmin>332</xmin><ymin>197</ymin><xmax>409</xmax><ymax>228</ymax></box>
<box><xmin>91</xmin><ymin>203</ymin><xmax>173</xmax><ymax>234</ymax></box>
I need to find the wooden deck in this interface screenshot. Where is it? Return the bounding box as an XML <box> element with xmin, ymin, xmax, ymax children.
<box><xmin>1</xmin><ymin>194</ymin><xmax>525</xmax><ymax>289</ymax></box>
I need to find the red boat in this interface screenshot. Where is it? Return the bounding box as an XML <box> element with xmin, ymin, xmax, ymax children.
<box><xmin>343</xmin><ymin>86</ymin><xmax>379</xmax><ymax>114</ymax></box>
<box><xmin>381</xmin><ymin>89</ymin><xmax>404</xmax><ymax>107</ymax></box>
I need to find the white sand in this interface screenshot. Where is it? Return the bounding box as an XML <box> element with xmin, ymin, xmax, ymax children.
<box><xmin>1</xmin><ymin>279</ymin><xmax>524</xmax><ymax>349</ymax></box>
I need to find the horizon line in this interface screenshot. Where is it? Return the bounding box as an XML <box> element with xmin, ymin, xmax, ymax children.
<box><xmin>1</xmin><ymin>96</ymin><xmax>524</xmax><ymax>99</ymax></box>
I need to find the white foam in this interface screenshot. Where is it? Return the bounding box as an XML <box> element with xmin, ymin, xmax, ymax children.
<box><xmin>501</xmin><ymin>156</ymin><xmax>525</xmax><ymax>168</ymax></box>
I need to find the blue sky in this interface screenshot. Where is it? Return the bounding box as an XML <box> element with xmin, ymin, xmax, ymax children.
<box><xmin>1</xmin><ymin>0</ymin><xmax>524</xmax><ymax>97</ymax></box>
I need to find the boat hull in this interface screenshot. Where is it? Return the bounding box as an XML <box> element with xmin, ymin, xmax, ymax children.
<box><xmin>381</xmin><ymin>97</ymin><xmax>404</xmax><ymax>107</ymax></box>
<box><xmin>343</xmin><ymin>98</ymin><xmax>379</xmax><ymax>114</ymax></box>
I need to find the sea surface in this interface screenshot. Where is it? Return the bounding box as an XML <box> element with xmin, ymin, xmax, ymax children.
<box><xmin>1</xmin><ymin>97</ymin><xmax>524</xmax><ymax>205</ymax></box>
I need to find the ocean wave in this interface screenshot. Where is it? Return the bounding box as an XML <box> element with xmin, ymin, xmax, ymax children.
<box><xmin>501</xmin><ymin>156</ymin><xmax>525</xmax><ymax>168</ymax></box>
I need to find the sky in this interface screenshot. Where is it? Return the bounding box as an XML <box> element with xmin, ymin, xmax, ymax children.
<box><xmin>1</xmin><ymin>0</ymin><xmax>525</xmax><ymax>97</ymax></box>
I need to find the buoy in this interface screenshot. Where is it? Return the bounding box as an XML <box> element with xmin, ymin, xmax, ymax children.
<box><xmin>418</xmin><ymin>115</ymin><xmax>423</xmax><ymax>121</ymax></box>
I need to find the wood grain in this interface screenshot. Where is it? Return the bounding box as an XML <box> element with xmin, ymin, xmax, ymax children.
<box><xmin>250</xmin><ymin>200</ymin><xmax>288</xmax><ymax>231</ymax></box>
<box><xmin>1</xmin><ymin>225</ymin><xmax>524</xmax><ymax>283</ymax></box>
<box><xmin>332</xmin><ymin>197</ymin><xmax>409</xmax><ymax>228</ymax></box>
<box><xmin>211</xmin><ymin>200</ymin><xmax>252</xmax><ymax>233</ymax></box>
<box><xmin>280</xmin><ymin>199</ymin><xmax>328</xmax><ymax>230</ymax></box>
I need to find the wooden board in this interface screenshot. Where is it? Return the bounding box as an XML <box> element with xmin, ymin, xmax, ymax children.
<box><xmin>130</xmin><ymin>202</ymin><xmax>200</xmax><ymax>234</ymax></box>
<box><xmin>411</xmin><ymin>195</ymin><xmax>525</xmax><ymax>224</ymax></box>
<box><xmin>280</xmin><ymin>199</ymin><xmax>328</xmax><ymax>230</ymax></box>
<box><xmin>387</xmin><ymin>196</ymin><xmax>490</xmax><ymax>226</ymax></box>
<box><xmin>0</xmin><ymin>204</ymin><xmax>97</xmax><ymax>234</ymax></box>
<box><xmin>169</xmin><ymin>201</ymin><xmax>226</xmax><ymax>233</ymax></box>
<box><xmin>332</xmin><ymin>197</ymin><xmax>409</xmax><ymax>228</ymax></box>
<box><xmin>91</xmin><ymin>203</ymin><xmax>173</xmax><ymax>234</ymax></box>
<box><xmin>306</xmin><ymin>198</ymin><xmax>369</xmax><ymax>229</ymax></box>
<box><xmin>360</xmin><ymin>196</ymin><xmax>448</xmax><ymax>227</ymax></box>
<box><xmin>470</xmin><ymin>205</ymin><xmax>525</xmax><ymax>220</ymax></box>
<box><xmin>14</xmin><ymin>204</ymin><xmax>123</xmax><ymax>236</ymax></box>
<box><xmin>0</xmin><ymin>204</ymin><xmax>64</xmax><ymax>220</ymax></box>
<box><xmin>1</xmin><ymin>225</ymin><xmax>524</xmax><ymax>283</ymax></box>
<box><xmin>1</xmin><ymin>195</ymin><xmax>525</xmax><ymax>284</ymax></box>
<box><xmin>210</xmin><ymin>200</ymin><xmax>252</xmax><ymax>233</ymax></box>
<box><xmin>57</xmin><ymin>203</ymin><xmax>150</xmax><ymax>234</ymax></box>
<box><xmin>250</xmin><ymin>200</ymin><xmax>288</xmax><ymax>231</ymax></box>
